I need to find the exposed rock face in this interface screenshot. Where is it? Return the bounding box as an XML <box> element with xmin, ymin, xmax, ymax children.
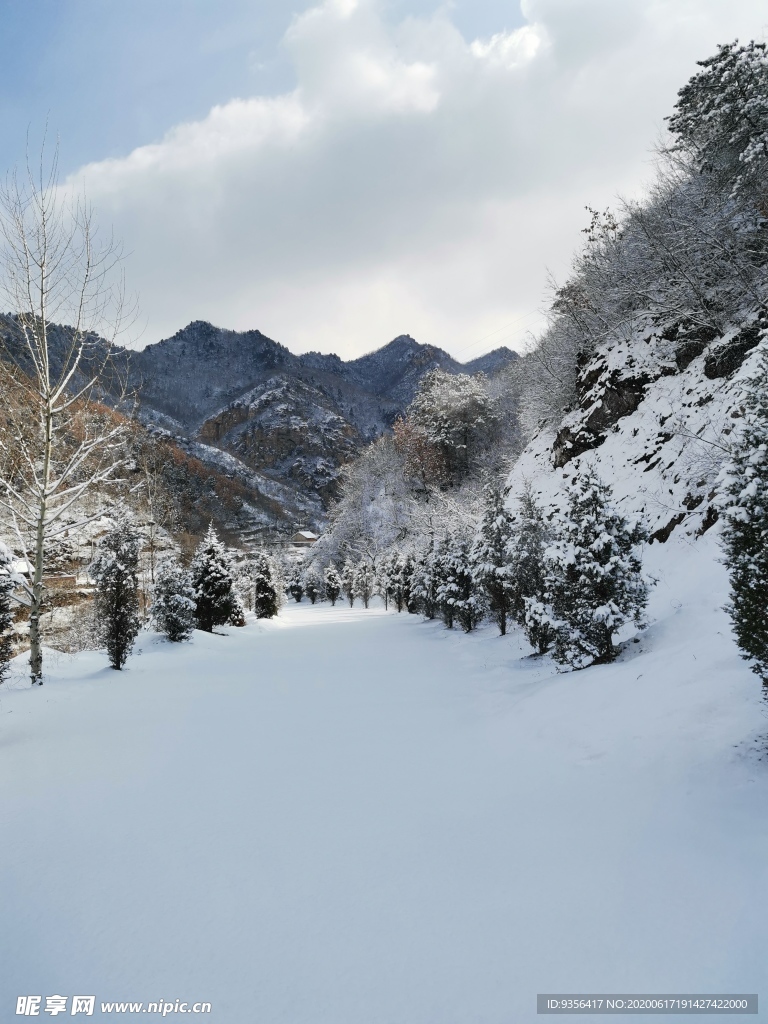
<box><xmin>199</xmin><ymin>376</ymin><xmax>360</xmax><ymax>504</ymax></box>
<box><xmin>508</xmin><ymin>312</ymin><xmax>768</xmax><ymax>548</ymax></box>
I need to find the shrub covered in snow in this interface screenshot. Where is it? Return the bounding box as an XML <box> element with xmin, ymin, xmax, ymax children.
<box><xmin>353</xmin><ymin>560</ymin><xmax>374</xmax><ymax>609</ymax></box>
<box><xmin>152</xmin><ymin>559</ymin><xmax>196</xmax><ymax>642</ymax></box>
<box><xmin>324</xmin><ymin>563</ymin><xmax>342</xmax><ymax>606</ymax></box>
<box><xmin>303</xmin><ymin>564</ymin><xmax>321</xmax><ymax>605</ymax></box>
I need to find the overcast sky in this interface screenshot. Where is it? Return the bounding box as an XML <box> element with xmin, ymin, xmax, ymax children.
<box><xmin>3</xmin><ymin>0</ymin><xmax>766</xmax><ymax>359</ymax></box>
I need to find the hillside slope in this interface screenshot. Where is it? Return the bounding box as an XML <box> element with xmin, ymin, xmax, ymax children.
<box><xmin>507</xmin><ymin>317</ymin><xmax>765</xmax><ymax>545</ymax></box>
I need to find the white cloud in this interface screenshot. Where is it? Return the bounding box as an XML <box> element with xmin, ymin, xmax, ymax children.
<box><xmin>72</xmin><ymin>0</ymin><xmax>768</xmax><ymax>359</ymax></box>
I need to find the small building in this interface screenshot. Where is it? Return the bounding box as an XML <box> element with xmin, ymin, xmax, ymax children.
<box><xmin>291</xmin><ymin>530</ymin><xmax>319</xmax><ymax>547</ymax></box>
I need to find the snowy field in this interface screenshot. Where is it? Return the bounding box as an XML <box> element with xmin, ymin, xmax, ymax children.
<box><xmin>1</xmin><ymin>535</ymin><xmax>767</xmax><ymax>1023</ymax></box>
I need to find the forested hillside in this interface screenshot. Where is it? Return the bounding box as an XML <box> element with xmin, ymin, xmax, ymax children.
<box><xmin>309</xmin><ymin>40</ymin><xmax>768</xmax><ymax>674</ymax></box>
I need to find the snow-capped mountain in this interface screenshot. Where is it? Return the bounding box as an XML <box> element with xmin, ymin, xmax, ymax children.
<box><xmin>129</xmin><ymin>321</ymin><xmax>517</xmax><ymax>530</ymax></box>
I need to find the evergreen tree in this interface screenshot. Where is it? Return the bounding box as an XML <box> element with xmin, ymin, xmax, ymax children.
<box><xmin>545</xmin><ymin>470</ymin><xmax>649</xmax><ymax>669</ymax></box>
<box><xmin>287</xmin><ymin>564</ymin><xmax>304</xmax><ymax>603</ymax></box>
<box><xmin>411</xmin><ymin>541</ymin><xmax>439</xmax><ymax>620</ymax></box>
<box><xmin>324</xmin><ymin>562</ymin><xmax>342</xmax><ymax>606</ymax></box>
<box><xmin>667</xmin><ymin>40</ymin><xmax>768</xmax><ymax>201</ymax></box>
<box><xmin>438</xmin><ymin>533</ymin><xmax>483</xmax><ymax>633</ymax></box>
<box><xmin>472</xmin><ymin>484</ymin><xmax>515</xmax><ymax>635</ymax></box>
<box><xmin>152</xmin><ymin>558</ymin><xmax>196</xmax><ymax>642</ymax></box>
<box><xmin>376</xmin><ymin>552</ymin><xmax>396</xmax><ymax>610</ymax></box>
<box><xmin>190</xmin><ymin>525</ymin><xmax>239</xmax><ymax>633</ymax></box>
<box><xmin>400</xmin><ymin>551</ymin><xmax>419</xmax><ymax>613</ymax></box>
<box><xmin>91</xmin><ymin>519</ymin><xmax>141</xmax><ymax>670</ymax></box>
<box><xmin>720</xmin><ymin>345</ymin><xmax>768</xmax><ymax>684</ymax></box>
<box><xmin>303</xmin><ymin>564</ymin><xmax>321</xmax><ymax>605</ymax></box>
<box><xmin>434</xmin><ymin>536</ymin><xmax>455</xmax><ymax>628</ymax></box>
<box><xmin>510</xmin><ymin>488</ymin><xmax>555</xmax><ymax>654</ymax></box>
<box><xmin>341</xmin><ymin>558</ymin><xmax>356</xmax><ymax>607</ymax></box>
<box><xmin>390</xmin><ymin>553</ymin><xmax>406</xmax><ymax>612</ymax></box>
<box><xmin>0</xmin><ymin>544</ymin><xmax>15</xmax><ymax>683</ymax></box>
<box><xmin>253</xmin><ymin>552</ymin><xmax>279</xmax><ymax>619</ymax></box>
<box><xmin>354</xmin><ymin>560</ymin><xmax>374</xmax><ymax>609</ymax></box>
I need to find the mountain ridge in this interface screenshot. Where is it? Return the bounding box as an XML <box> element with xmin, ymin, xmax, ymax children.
<box><xmin>127</xmin><ymin>320</ymin><xmax>518</xmax><ymax>535</ymax></box>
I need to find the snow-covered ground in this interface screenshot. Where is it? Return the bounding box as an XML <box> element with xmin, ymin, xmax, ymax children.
<box><xmin>1</xmin><ymin>535</ymin><xmax>767</xmax><ymax>1022</ymax></box>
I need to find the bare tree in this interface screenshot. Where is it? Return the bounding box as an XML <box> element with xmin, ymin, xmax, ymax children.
<box><xmin>0</xmin><ymin>143</ymin><xmax>134</xmax><ymax>685</ymax></box>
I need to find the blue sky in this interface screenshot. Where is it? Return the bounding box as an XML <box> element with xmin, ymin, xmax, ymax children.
<box><xmin>0</xmin><ymin>0</ymin><xmax>524</xmax><ymax>174</ymax></box>
<box><xmin>1</xmin><ymin>0</ymin><xmax>765</xmax><ymax>357</ymax></box>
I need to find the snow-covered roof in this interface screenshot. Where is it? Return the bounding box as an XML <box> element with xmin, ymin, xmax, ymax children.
<box><xmin>294</xmin><ymin>531</ymin><xmax>318</xmax><ymax>540</ymax></box>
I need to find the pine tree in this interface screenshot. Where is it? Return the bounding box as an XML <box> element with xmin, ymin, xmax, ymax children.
<box><xmin>354</xmin><ymin>560</ymin><xmax>374</xmax><ymax>608</ymax></box>
<box><xmin>190</xmin><ymin>525</ymin><xmax>239</xmax><ymax>633</ymax></box>
<box><xmin>438</xmin><ymin>533</ymin><xmax>483</xmax><ymax>633</ymax></box>
<box><xmin>434</xmin><ymin>536</ymin><xmax>455</xmax><ymax>628</ymax></box>
<box><xmin>341</xmin><ymin>558</ymin><xmax>356</xmax><ymax>607</ymax></box>
<box><xmin>411</xmin><ymin>541</ymin><xmax>439</xmax><ymax>619</ymax></box>
<box><xmin>400</xmin><ymin>551</ymin><xmax>418</xmax><ymax>613</ymax></box>
<box><xmin>91</xmin><ymin>519</ymin><xmax>141</xmax><ymax>670</ymax></box>
<box><xmin>720</xmin><ymin>344</ymin><xmax>768</xmax><ymax>685</ymax></box>
<box><xmin>472</xmin><ymin>484</ymin><xmax>514</xmax><ymax>635</ymax></box>
<box><xmin>287</xmin><ymin>564</ymin><xmax>304</xmax><ymax>603</ymax></box>
<box><xmin>376</xmin><ymin>552</ymin><xmax>396</xmax><ymax>610</ymax></box>
<box><xmin>0</xmin><ymin>543</ymin><xmax>15</xmax><ymax>683</ymax></box>
<box><xmin>390</xmin><ymin>553</ymin><xmax>406</xmax><ymax>612</ymax></box>
<box><xmin>509</xmin><ymin>488</ymin><xmax>554</xmax><ymax>654</ymax></box>
<box><xmin>546</xmin><ymin>470</ymin><xmax>649</xmax><ymax>669</ymax></box>
<box><xmin>253</xmin><ymin>552</ymin><xmax>279</xmax><ymax>619</ymax></box>
<box><xmin>324</xmin><ymin>563</ymin><xmax>342</xmax><ymax>606</ymax></box>
<box><xmin>152</xmin><ymin>558</ymin><xmax>196</xmax><ymax>642</ymax></box>
<box><xmin>303</xmin><ymin>565</ymin><xmax>321</xmax><ymax>605</ymax></box>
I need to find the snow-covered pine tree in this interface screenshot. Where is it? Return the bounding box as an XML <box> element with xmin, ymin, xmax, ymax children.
<box><xmin>0</xmin><ymin>542</ymin><xmax>15</xmax><ymax>683</ymax></box>
<box><xmin>303</xmin><ymin>564</ymin><xmax>321</xmax><ymax>605</ymax></box>
<box><xmin>546</xmin><ymin>469</ymin><xmax>649</xmax><ymax>669</ymax></box>
<box><xmin>253</xmin><ymin>552</ymin><xmax>279</xmax><ymax>619</ymax></box>
<box><xmin>434</xmin><ymin>536</ymin><xmax>455</xmax><ymax>628</ymax></box>
<box><xmin>341</xmin><ymin>558</ymin><xmax>356</xmax><ymax>607</ymax></box>
<box><xmin>667</xmin><ymin>40</ymin><xmax>768</xmax><ymax>203</ymax></box>
<box><xmin>401</xmin><ymin>551</ymin><xmax>419</xmax><ymax>613</ymax></box>
<box><xmin>410</xmin><ymin>541</ymin><xmax>439</xmax><ymax>619</ymax></box>
<box><xmin>390</xmin><ymin>553</ymin><xmax>406</xmax><ymax>612</ymax></box>
<box><xmin>376</xmin><ymin>552</ymin><xmax>395</xmax><ymax>610</ymax></box>
<box><xmin>441</xmin><ymin>533</ymin><xmax>484</xmax><ymax>633</ymax></box>
<box><xmin>152</xmin><ymin>558</ymin><xmax>196</xmax><ymax>642</ymax></box>
<box><xmin>91</xmin><ymin>518</ymin><xmax>141</xmax><ymax>670</ymax></box>
<box><xmin>509</xmin><ymin>487</ymin><xmax>554</xmax><ymax>654</ymax></box>
<box><xmin>472</xmin><ymin>484</ymin><xmax>515</xmax><ymax>635</ymax></box>
<box><xmin>324</xmin><ymin>562</ymin><xmax>342</xmax><ymax>606</ymax></box>
<box><xmin>287</xmin><ymin>564</ymin><xmax>304</xmax><ymax>603</ymax></box>
<box><xmin>720</xmin><ymin>344</ymin><xmax>768</xmax><ymax>685</ymax></box>
<box><xmin>231</xmin><ymin>557</ymin><xmax>254</xmax><ymax>611</ymax></box>
<box><xmin>190</xmin><ymin>525</ymin><xmax>239</xmax><ymax>633</ymax></box>
<box><xmin>354</xmin><ymin>560</ymin><xmax>374</xmax><ymax>609</ymax></box>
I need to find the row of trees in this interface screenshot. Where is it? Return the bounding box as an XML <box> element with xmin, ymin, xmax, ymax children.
<box><xmin>301</xmin><ymin>470</ymin><xmax>650</xmax><ymax>669</ymax></box>
<box><xmin>67</xmin><ymin>523</ymin><xmax>284</xmax><ymax>671</ymax></box>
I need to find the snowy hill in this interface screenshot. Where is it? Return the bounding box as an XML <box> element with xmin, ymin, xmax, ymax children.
<box><xmin>506</xmin><ymin>311</ymin><xmax>766</xmax><ymax>556</ymax></box>
<box><xmin>129</xmin><ymin>322</ymin><xmax>517</xmax><ymax>530</ymax></box>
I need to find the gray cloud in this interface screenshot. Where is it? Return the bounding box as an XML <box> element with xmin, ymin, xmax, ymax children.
<box><xmin>72</xmin><ymin>0</ymin><xmax>768</xmax><ymax>359</ymax></box>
